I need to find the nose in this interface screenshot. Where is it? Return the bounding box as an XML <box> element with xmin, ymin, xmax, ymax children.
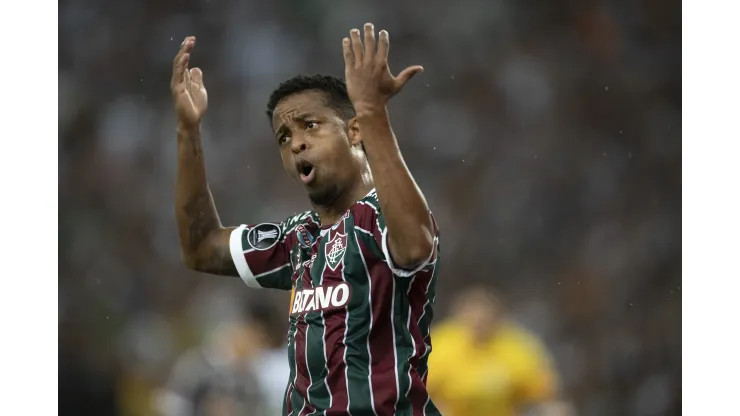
<box><xmin>291</xmin><ymin>134</ymin><xmax>308</xmax><ymax>155</ymax></box>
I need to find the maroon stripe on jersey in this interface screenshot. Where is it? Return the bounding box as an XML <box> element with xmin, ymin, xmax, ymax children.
<box><xmin>403</xmin><ymin>272</ymin><xmax>435</xmax><ymax>415</ymax></box>
<box><xmin>352</xmin><ymin>202</ymin><xmax>383</xmax><ymax>246</ymax></box>
<box><xmin>324</xmin><ymin>222</ymin><xmax>350</xmax><ymax>415</ymax></box>
<box><xmin>323</xmin><ymin>311</ymin><xmax>349</xmax><ymax>415</ymax></box>
<box><xmin>294</xmin><ymin>264</ymin><xmax>313</xmax><ymax>415</ymax></box>
<box><xmin>359</xmin><ymin>238</ymin><xmax>399</xmax><ymax>414</ymax></box>
<box><xmin>408</xmin><ymin>371</ymin><xmax>429</xmax><ymax>416</ymax></box>
<box><xmin>401</xmin><ymin>246</ymin><xmax>438</xmax><ymax>414</ymax></box>
<box><xmin>243</xmin><ymin>244</ymin><xmax>291</xmax><ymax>275</ymax></box>
<box><xmin>406</xmin><ymin>274</ymin><xmax>431</xmax><ymax>368</ymax></box>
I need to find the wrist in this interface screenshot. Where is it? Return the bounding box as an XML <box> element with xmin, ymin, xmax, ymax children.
<box><xmin>177</xmin><ymin>120</ymin><xmax>201</xmax><ymax>136</ymax></box>
<box><xmin>353</xmin><ymin>102</ymin><xmax>388</xmax><ymax>119</ymax></box>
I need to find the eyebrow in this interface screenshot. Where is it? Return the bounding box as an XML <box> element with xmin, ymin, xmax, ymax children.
<box><xmin>274</xmin><ymin>112</ymin><xmax>314</xmax><ymax>136</ymax></box>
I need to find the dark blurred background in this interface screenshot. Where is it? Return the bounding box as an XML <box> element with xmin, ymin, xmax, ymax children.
<box><xmin>58</xmin><ymin>0</ymin><xmax>681</xmax><ymax>415</ymax></box>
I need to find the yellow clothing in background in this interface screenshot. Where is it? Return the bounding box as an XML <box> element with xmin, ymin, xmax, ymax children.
<box><xmin>427</xmin><ymin>320</ymin><xmax>557</xmax><ymax>416</ymax></box>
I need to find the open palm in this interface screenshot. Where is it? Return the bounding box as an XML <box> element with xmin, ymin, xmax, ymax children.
<box><xmin>171</xmin><ymin>36</ymin><xmax>208</xmax><ymax>127</ymax></box>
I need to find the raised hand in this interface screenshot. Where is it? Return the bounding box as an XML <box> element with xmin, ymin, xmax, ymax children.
<box><xmin>171</xmin><ymin>36</ymin><xmax>208</xmax><ymax>128</ymax></box>
<box><xmin>342</xmin><ymin>23</ymin><xmax>423</xmax><ymax>114</ymax></box>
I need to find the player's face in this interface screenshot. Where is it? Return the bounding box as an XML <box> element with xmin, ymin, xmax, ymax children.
<box><xmin>272</xmin><ymin>90</ymin><xmax>364</xmax><ymax>206</ymax></box>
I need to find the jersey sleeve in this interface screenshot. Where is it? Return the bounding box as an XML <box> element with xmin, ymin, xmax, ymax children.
<box><xmin>353</xmin><ymin>190</ymin><xmax>439</xmax><ymax>277</ymax></box>
<box><xmin>229</xmin><ymin>211</ymin><xmax>318</xmax><ymax>290</ymax></box>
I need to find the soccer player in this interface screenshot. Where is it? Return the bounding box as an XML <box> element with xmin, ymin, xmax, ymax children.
<box><xmin>171</xmin><ymin>23</ymin><xmax>441</xmax><ymax>416</ymax></box>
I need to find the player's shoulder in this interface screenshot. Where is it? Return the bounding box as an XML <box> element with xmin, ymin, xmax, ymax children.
<box><xmin>361</xmin><ymin>188</ymin><xmax>380</xmax><ymax>205</ymax></box>
<box><xmin>348</xmin><ymin>189</ymin><xmax>383</xmax><ymax>232</ymax></box>
<box><xmin>353</xmin><ymin>189</ymin><xmax>381</xmax><ymax>214</ymax></box>
<box><xmin>352</xmin><ymin>188</ymin><xmax>436</xmax><ymax>223</ymax></box>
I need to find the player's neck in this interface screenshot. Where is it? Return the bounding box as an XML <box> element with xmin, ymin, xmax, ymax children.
<box><xmin>314</xmin><ymin>178</ymin><xmax>374</xmax><ymax>227</ymax></box>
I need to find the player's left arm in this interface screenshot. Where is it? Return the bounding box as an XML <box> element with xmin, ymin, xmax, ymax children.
<box><xmin>343</xmin><ymin>23</ymin><xmax>434</xmax><ymax>270</ymax></box>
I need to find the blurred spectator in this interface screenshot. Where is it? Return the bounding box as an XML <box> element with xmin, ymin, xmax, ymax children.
<box><xmin>245</xmin><ymin>302</ymin><xmax>292</xmax><ymax>416</ymax></box>
<box><xmin>428</xmin><ymin>286</ymin><xmax>572</xmax><ymax>416</ymax></box>
<box><xmin>156</xmin><ymin>320</ymin><xmax>267</xmax><ymax>416</ymax></box>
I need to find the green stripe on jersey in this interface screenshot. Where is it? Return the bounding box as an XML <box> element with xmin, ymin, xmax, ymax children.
<box><xmin>342</xmin><ymin>215</ymin><xmax>374</xmax><ymax>413</ymax></box>
<box><xmin>393</xmin><ymin>277</ymin><xmax>415</xmax><ymax>415</ymax></box>
<box><xmin>417</xmin><ymin>265</ymin><xmax>440</xmax><ymax>382</ymax></box>
<box><xmin>305</xmin><ymin>235</ymin><xmax>331</xmax><ymax>410</ymax></box>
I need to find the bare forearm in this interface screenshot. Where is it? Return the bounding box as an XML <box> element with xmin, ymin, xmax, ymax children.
<box><xmin>175</xmin><ymin>125</ymin><xmax>235</xmax><ymax>274</ymax></box>
<box><xmin>357</xmin><ymin>107</ymin><xmax>434</xmax><ymax>267</ymax></box>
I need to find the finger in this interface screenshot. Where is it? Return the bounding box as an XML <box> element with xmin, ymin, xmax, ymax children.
<box><xmin>171</xmin><ymin>37</ymin><xmax>195</xmax><ymax>88</ymax></box>
<box><xmin>190</xmin><ymin>67</ymin><xmax>204</xmax><ymax>87</ymax></box>
<box><xmin>342</xmin><ymin>37</ymin><xmax>354</xmax><ymax>68</ymax></box>
<box><xmin>350</xmin><ymin>29</ymin><xmax>363</xmax><ymax>68</ymax></box>
<box><xmin>394</xmin><ymin>65</ymin><xmax>424</xmax><ymax>90</ymax></box>
<box><xmin>363</xmin><ymin>23</ymin><xmax>376</xmax><ymax>65</ymax></box>
<box><xmin>184</xmin><ymin>56</ymin><xmax>192</xmax><ymax>88</ymax></box>
<box><xmin>171</xmin><ymin>53</ymin><xmax>190</xmax><ymax>91</ymax></box>
<box><xmin>376</xmin><ymin>30</ymin><xmax>389</xmax><ymax>62</ymax></box>
<box><xmin>172</xmin><ymin>37</ymin><xmax>195</xmax><ymax>73</ymax></box>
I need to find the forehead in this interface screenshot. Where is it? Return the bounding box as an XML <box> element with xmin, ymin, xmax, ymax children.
<box><xmin>271</xmin><ymin>90</ymin><xmax>333</xmax><ymax>130</ymax></box>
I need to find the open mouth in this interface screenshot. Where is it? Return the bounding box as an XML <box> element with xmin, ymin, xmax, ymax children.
<box><xmin>296</xmin><ymin>160</ymin><xmax>316</xmax><ymax>184</ymax></box>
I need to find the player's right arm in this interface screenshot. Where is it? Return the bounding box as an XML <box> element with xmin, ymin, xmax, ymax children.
<box><xmin>171</xmin><ymin>36</ymin><xmax>237</xmax><ymax>276</ymax></box>
<box><xmin>170</xmin><ymin>37</ymin><xmax>306</xmax><ymax>291</ymax></box>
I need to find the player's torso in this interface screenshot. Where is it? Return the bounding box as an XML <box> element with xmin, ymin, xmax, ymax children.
<box><xmin>283</xmin><ymin>205</ymin><xmax>440</xmax><ymax>415</ymax></box>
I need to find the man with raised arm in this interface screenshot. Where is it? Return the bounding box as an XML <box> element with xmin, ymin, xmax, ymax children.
<box><xmin>171</xmin><ymin>24</ymin><xmax>441</xmax><ymax>416</ymax></box>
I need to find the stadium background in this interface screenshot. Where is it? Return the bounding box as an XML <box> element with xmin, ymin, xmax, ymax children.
<box><xmin>58</xmin><ymin>0</ymin><xmax>681</xmax><ymax>414</ymax></box>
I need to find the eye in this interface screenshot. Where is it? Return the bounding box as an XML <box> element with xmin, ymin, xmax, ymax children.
<box><xmin>306</xmin><ymin>121</ymin><xmax>319</xmax><ymax>130</ymax></box>
<box><xmin>278</xmin><ymin>135</ymin><xmax>290</xmax><ymax>145</ymax></box>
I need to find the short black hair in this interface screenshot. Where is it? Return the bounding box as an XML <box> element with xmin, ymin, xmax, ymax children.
<box><xmin>266</xmin><ymin>74</ymin><xmax>356</xmax><ymax>124</ymax></box>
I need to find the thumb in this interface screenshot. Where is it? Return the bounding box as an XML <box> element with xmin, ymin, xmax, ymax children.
<box><xmin>394</xmin><ymin>65</ymin><xmax>424</xmax><ymax>90</ymax></box>
<box><xmin>190</xmin><ymin>67</ymin><xmax>204</xmax><ymax>86</ymax></box>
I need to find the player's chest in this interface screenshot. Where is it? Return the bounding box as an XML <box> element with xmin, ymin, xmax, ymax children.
<box><xmin>287</xmin><ymin>227</ymin><xmax>377</xmax><ymax>317</ymax></box>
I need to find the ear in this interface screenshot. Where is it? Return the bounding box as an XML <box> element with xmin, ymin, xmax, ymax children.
<box><xmin>347</xmin><ymin>117</ymin><xmax>363</xmax><ymax>147</ymax></box>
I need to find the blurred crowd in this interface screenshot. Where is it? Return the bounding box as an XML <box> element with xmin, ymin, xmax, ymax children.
<box><xmin>59</xmin><ymin>0</ymin><xmax>681</xmax><ymax>415</ymax></box>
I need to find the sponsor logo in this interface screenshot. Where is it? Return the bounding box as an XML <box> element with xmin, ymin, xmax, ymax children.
<box><xmin>291</xmin><ymin>283</ymin><xmax>351</xmax><ymax>315</ymax></box>
<box><xmin>325</xmin><ymin>232</ymin><xmax>347</xmax><ymax>271</ymax></box>
<box><xmin>296</xmin><ymin>224</ymin><xmax>314</xmax><ymax>248</ymax></box>
<box><xmin>247</xmin><ymin>223</ymin><xmax>282</xmax><ymax>251</ymax></box>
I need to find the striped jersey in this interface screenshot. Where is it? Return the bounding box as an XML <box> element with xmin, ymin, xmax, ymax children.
<box><xmin>229</xmin><ymin>189</ymin><xmax>441</xmax><ymax>416</ymax></box>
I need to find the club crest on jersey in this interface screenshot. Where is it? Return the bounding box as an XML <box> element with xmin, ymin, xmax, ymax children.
<box><xmin>247</xmin><ymin>223</ymin><xmax>282</xmax><ymax>251</ymax></box>
<box><xmin>291</xmin><ymin>283</ymin><xmax>351</xmax><ymax>315</ymax></box>
<box><xmin>295</xmin><ymin>224</ymin><xmax>314</xmax><ymax>248</ymax></box>
<box><xmin>325</xmin><ymin>232</ymin><xmax>347</xmax><ymax>271</ymax></box>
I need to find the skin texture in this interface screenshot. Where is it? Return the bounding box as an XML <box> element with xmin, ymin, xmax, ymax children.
<box><xmin>171</xmin><ymin>36</ymin><xmax>237</xmax><ymax>276</ymax></box>
<box><xmin>171</xmin><ymin>23</ymin><xmax>434</xmax><ymax>275</ymax></box>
